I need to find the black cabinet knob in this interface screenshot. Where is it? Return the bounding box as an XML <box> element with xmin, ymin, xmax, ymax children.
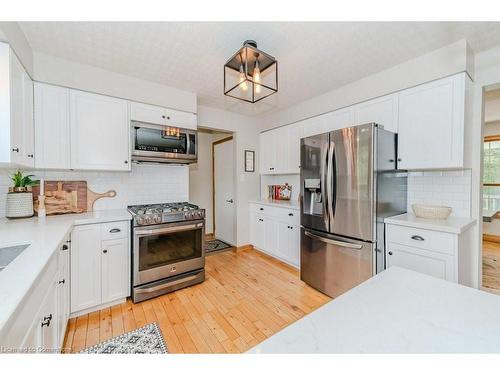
<box><xmin>124</xmin><ymin>160</ymin><xmax>129</xmax><ymax>164</ymax></box>
<box><xmin>388</xmin><ymin>251</ymin><xmax>393</xmax><ymax>256</ymax></box>
<box><xmin>62</xmin><ymin>244</ymin><xmax>68</xmax><ymax>251</ymax></box>
<box><xmin>41</xmin><ymin>314</ymin><xmax>52</xmax><ymax>327</ymax></box>
<box><xmin>58</xmin><ymin>279</ymin><xmax>65</xmax><ymax>284</ymax></box>
<box><xmin>288</xmin><ymin>213</ymin><xmax>293</xmax><ymax>216</ymax></box>
<box><xmin>27</xmin><ymin>154</ymin><xmax>34</xmax><ymax>158</ymax></box>
<box><xmin>259</xmin><ymin>208</ymin><xmax>264</xmax><ymax>211</ymax></box>
<box><xmin>397</xmin><ymin>158</ymin><xmax>402</xmax><ymax>162</ymax></box>
<box><xmin>103</xmin><ymin>249</ymin><xmax>108</xmax><ymax>254</ymax></box>
<box><xmin>12</xmin><ymin>147</ymin><xmax>19</xmax><ymax>152</ymax></box>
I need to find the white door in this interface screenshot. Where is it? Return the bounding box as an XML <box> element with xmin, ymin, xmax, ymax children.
<box><xmin>71</xmin><ymin>224</ymin><xmax>102</xmax><ymax>313</ymax></box>
<box><xmin>34</xmin><ymin>83</ymin><xmax>70</xmax><ymax>169</ymax></box>
<box><xmin>354</xmin><ymin>93</ymin><xmax>399</xmax><ymax>132</ymax></box>
<box><xmin>70</xmin><ymin>90</ymin><xmax>130</xmax><ymax>171</ymax></box>
<box><xmin>214</xmin><ymin>138</ymin><xmax>236</xmax><ymax>245</ymax></box>
<box><xmin>101</xmin><ymin>238</ymin><xmax>129</xmax><ymax>304</ymax></box>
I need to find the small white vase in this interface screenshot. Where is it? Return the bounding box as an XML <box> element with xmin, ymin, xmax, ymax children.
<box><xmin>6</xmin><ymin>191</ymin><xmax>34</xmax><ymax>218</ymax></box>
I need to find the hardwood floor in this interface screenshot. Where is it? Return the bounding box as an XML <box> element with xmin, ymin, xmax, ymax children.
<box><xmin>483</xmin><ymin>240</ymin><xmax>500</xmax><ymax>290</ymax></box>
<box><xmin>63</xmin><ymin>248</ymin><xmax>331</xmax><ymax>353</ymax></box>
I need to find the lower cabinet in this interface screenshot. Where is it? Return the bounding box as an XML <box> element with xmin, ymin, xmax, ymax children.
<box><xmin>71</xmin><ymin>221</ymin><xmax>130</xmax><ymax>315</ymax></box>
<box><xmin>250</xmin><ymin>203</ymin><xmax>300</xmax><ymax>267</ymax></box>
<box><xmin>385</xmin><ymin>223</ymin><xmax>473</xmax><ymax>284</ymax></box>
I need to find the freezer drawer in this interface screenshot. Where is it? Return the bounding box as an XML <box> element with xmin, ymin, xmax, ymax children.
<box><xmin>300</xmin><ymin>228</ymin><xmax>374</xmax><ymax>298</ymax></box>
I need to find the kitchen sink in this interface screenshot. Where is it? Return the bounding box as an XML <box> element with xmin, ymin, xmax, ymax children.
<box><xmin>0</xmin><ymin>244</ymin><xmax>30</xmax><ymax>272</ymax></box>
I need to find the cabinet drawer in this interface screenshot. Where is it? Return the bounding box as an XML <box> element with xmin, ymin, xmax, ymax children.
<box><xmin>101</xmin><ymin>221</ymin><xmax>129</xmax><ymax>240</ymax></box>
<box><xmin>251</xmin><ymin>204</ymin><xmax>278</xmax><ymax>217</ymax></box>
<box><xmin>386</xmin><ymin>224</ymin><xmax>455</xmax><ymax>255</ymax></box>
<box><xmin>275</xmin><ymin>208</ymin><xmax>300</xmax><ymax>225</ymax></box>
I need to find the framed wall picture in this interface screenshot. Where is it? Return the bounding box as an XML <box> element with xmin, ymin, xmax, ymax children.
<box><xmin>245</xmin><ymin>150</ymin><xmax>255</xmax><ymax>172</ymax></box>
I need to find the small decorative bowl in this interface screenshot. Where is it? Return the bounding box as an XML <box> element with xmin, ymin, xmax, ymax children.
<box><xmin>412</xmin><ymin>204</ymin><xmax>452</xmax><ymax>220</ymax></box>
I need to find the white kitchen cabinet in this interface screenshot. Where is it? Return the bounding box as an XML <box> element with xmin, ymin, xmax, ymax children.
<box><xmin>71</xmin><ymin>221</ymin><xmax>130</xmax><ymax>315</ymax></box>
<box><xmin>249</xmin><ymin>203</ymin><xmax>300</xmax><ymax>267</ymax></box>
<box><xmin>301</xmin><ymin>107</ymin><xmax>355</xmax><ymax>138</ymax></box>
<box><xmin>56</xmin><ymin>240</ymin><xmax>70</xmax><ymax>348</ymax></box>
<box><xmin>354</xmin><ymin>93</ymin><xmax>399</xmax><ymax>133</ymax></box>
<box><xmin>70</xmin><ymin>90</ymin><xmax>130</xmax><ymax>171</ymax></box>
<box><xmin>101</xmin><ymin>238</ymin><xmax>129</xmax><ymax>304</ymax></box>
<box><xmin>71</xmin><ymin>224</ymin><xmax>102</xmax><ymax>312</ymax></box>
<box><xmin>0</xmin><ymin>42</ymin><xmax>34</xmax><ymax>168</ymax></box>
<box><xmin>39</xmin><ymin>276</ymin><xmax>58</xmax><ymax>352</ymax></box>
<box><xmin>397</xmin><ymin>73</ymin><xmax>466</xmax><ymax>170</ymax></box>
<box><xmin>287</xmin><ymin>122</ymin><xmax>303</xmax><ymax>174</ymax></box>
<box><xmin>130</xmin><ymin>101</ymin><xmax>197</xmax><ymax>130</ymax></box>
<box><xmin>34</xmin><ymin>83</ymin><xmax>70</xmax><ymax>169</ymax></box>
<box><xmin>259</xmin><ymin>130</ymin><xmax>276</xmax><ymax>174</ymax></box>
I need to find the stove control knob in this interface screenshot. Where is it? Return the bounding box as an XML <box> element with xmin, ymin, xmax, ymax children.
<box><xmin>154</xmin><ymin>215</ymin><xmax>162</xmax><ymax>224</ymax></box>
<box><xmin>146</xmin><ymin>216</ymin><xmax>154</xmax><ymax>224</ymax></box>
<box><xmin>137</xmin><ymin>216</ymin><xmax>145</xmax><ymax>225</ymax></box>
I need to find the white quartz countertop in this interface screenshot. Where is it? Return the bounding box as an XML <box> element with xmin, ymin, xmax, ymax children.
<box><xmin>0</xmin><ymin>209</ymin><xmax>131</xmax><ymax>333</ymax></box>
<box><xmin>248</xmin><ymin>267</ymin><xmax>500</xmax><ymax>353</ymax></box>
<box><xmin>384</xmin><ymin>213</ymin><xmax>476</xmax><ymax>234</ymax></box>
<box><xmin>249</xmin><ymin>199</ymin><xmax>300</xmax><ymax>210</ymax></box>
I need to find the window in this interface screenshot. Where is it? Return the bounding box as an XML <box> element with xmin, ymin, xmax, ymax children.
<box><xmin>483</xmin><ymin>136</ymin><xmax>500</xmax><ymax>211</ymax></box>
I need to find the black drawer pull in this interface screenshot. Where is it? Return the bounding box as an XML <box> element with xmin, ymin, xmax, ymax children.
<box><xmin>41</xmin><ymin>314</ymin><xmax>52</xmax><ymax>327</ymax></box>
<box><xmin>62</xmin><ymin>244</ymin><xmax>69</xmax><ymax>251</ymax></box>
<box><xmin>259</xmin><ymin>208</ymin><xmax>264</xmax><ymax>211</ymax></box>
<box><xmin>288</xmin><ymin>213</ymin><xmax>293</xmax><ymax>216</ymax></box>
<box><xmin>109</xmin><ymin>228</ymin><xmax>121</xmax><ymax>233</ymax></box>
<box><xmin>411</xmin><ymin>235</ymin><xmax>425</xmax><ymax>241</ymax></box>
<box><xmin>58</xmin><ymin>279</ymin><xmax>65</xmax><ymax>284</ymax></box>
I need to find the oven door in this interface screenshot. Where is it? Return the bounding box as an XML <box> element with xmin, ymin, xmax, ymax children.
<box><xmin>131</xmin><ymin>122</ymin><xmax>197</xmax><ymax>161</ymax></box>
<box><xmin>133</xmin><ymin>220</ymin><xmax>205</xmax><ymax>286</ymax></box>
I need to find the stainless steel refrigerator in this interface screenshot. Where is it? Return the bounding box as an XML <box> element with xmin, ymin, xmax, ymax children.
<box><xmin>300</xmin><ymin>123</ymin><xmax>407</xmax><ymax>298</ymax></box>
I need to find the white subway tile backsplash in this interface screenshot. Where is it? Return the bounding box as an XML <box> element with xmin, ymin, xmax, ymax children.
<box><xmin>407</xmin><ymin>169</ymin><xmax>471</xmax><ymax>218</ymax></box>
<box><xmin>0</xmin><ymin>164</ymin><xmax>189</xmax><ymax>218</ymax></box>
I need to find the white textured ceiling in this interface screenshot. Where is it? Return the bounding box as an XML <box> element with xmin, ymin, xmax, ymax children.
<box><xmin>19</xmin><ymin>22</ymin><xmax>500</xmax><ymax>116</ymax></box>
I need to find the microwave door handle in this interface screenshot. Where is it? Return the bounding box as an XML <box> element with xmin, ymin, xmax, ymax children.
<box><xmin>304</xmin><ymin>231</ymin><xmax>363</xmax><ymax>250</ymax></box>
<box><xmin>135</xmin><ymin>223</ymin><xmax>201</xmax><ymax>236</ymax></box>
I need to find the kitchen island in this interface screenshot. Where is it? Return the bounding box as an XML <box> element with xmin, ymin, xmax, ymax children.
<box><xmin>248</xmin><ymin>267</ymin><xmax>500</xmax><ymax>353</ymax></box>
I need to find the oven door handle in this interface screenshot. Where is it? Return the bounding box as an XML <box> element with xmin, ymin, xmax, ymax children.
<box><xmin>135</xmin><ymin>223</ymin><xmax>202</xmax><ymax>236</ymax></box>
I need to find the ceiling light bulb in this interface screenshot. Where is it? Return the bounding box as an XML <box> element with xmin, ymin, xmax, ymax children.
<box><xmin>254</xmin><ymin>59</ymin><xmax>261</xmax><ymax>94</ymax></box>
<box><xmin>239</xmin><ymin>64</ymin><xmax>248</xmax><ymax>92</ymax></box>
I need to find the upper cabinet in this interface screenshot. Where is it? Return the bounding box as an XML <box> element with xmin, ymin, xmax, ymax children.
<box><xmin>397</xmin><ymin>73</ymin><xmax>466</xmax><ymax>170</ymax></box>
<box><xmin>0</xmin><ymin>42</ymin><xmax>34</xmax><ymax>168</ymax></box>
<box><xmin>353</xmin><ymin>93</ymin><xmax>399</xmax><ymax>133</ymax></box>
<box><xmin>70</xmin><ymin>90</ymin><xmax>131</xmax><ymax>171</ymax></box>
<box><xmin>34</xmin><ymin>83</ymin><xmax>70</xmax><ymax>169</ymax></box>
<box><xmin>130</xmin><ymin>101</ymin><xmax>197</xmax><ymax>130</ymax></box>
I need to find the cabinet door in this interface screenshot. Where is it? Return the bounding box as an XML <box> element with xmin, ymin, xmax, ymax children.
<box><xmin>130</xmin><ymin>101</ymin><xmax>166</xmax><ymax>125</ymax></box>
<box><xmin>386</xmin><ymin>244</ymin><xmax>455</xmax><ymax>282</ymax></box>
<box><xmin>354</xmin><ymin>93</ymin><xmax>399</xmax><ymax>133</ymax></box>
<box><xmin>323</xmin><ymin>107</ymin><xmax>355</xmax><ymax>132</ymax></box>
<box><xmin>34</xmin><ymin>83</ymin><xmax>70</xmax><ymax>169</ymax></box>
<box><xmin>71</xmin><ymin>224</ymin><xmax>102</xmax><ymax>313</ymax></box>
<box><xmin>250</xmin><ymin>212</ymin><xmax>266</xmax><ymax>250</ymax></box>
<box><xmin>101</xmin><ymin>237</ymin><xmax>129</xmax><ymax>304</ymax></box>
<box><xmin>289</xmin><ymin>224</ymin><xmax>301</xmax><ymax>267</ymax></box>
<box><xmin>39</xmin><ymin>276</ymin><xmax>58</xmax><ymax>353</ymax></box>
<box><xmin>301</xmin><ymin>116</ymin><xmax>326</xmax><ymax>138</ymax></box>
<box><xmin>274</xmin><ymin>127</ymin><xmax>288</xmax><ymax>174</ymax></box>
<box><xmin>276</xmin><ymin>221</ymin><xmax>291</xmax><ymax>261</ymax></box>
<box><xmin>9</xmin><ymin>51</ymin><xmax>25</xmax><ymax>166</ymax></box>
<box><xmin>259</xmin><ymin>131</ymin><xmax>276</xmax><ymax>174</ymax></box>
<box><xmin>397</xmin><ymin>74</ymin><xmax>465</xmax><ymax>170</ymax></box>
<box><xmin>264</xmin><ymin>216</ymin><xmax>278</xmax><ymax>255</ymax></box>
<box><xmin>165</xmin><ymin>108</ymin><xmax>197</xmax><ymax>130</ymax></box>
<box><xmin>70</xmin><ymin>90</ymin><xmax>130</xmax><ymax>171</ymax></box>
<box><xmin>287</xmin><ymin>122</ymin><xmax>303</xmax><ymax>174</ymax></box>
<box><xmin>21</xmin><ymin>318</ymin><xmax>41</xmax><ymax>353</ymax></box>
<box><xmin>57</xmin><ymin>242</ymin><xmax>70</xmax><ymax>349</ymax></box>
<box><xmin>22</xmin><ymin>74</ymin><xmax>34</xmax><ymax>167</ymax></box>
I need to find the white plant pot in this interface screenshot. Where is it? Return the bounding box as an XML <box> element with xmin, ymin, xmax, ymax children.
<box><xmin>6</xmin><ymin>192</ymin><xmax>34</xmax><ymax>218</ymax></box>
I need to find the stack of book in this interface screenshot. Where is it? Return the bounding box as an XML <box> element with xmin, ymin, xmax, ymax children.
<box><xmin>267</xmin><ymin>183</ymin><xmax>292</xmax><ymax>200</ymax></box>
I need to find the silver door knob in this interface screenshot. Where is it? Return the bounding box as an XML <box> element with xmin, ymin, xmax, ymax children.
<box><xmin>226</xmin><ymin>199</ymin><xmax>234</xmax><ymax>203</ymax></box>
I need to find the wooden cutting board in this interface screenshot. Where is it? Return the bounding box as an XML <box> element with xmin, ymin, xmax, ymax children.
<box><xmin>33</xmin><ymin>181</ymin><xmax>87</xmax><ymax>215</ymax></box>
<box><xmin>87</xmin><ymin>188</ymin><xmax>116</xmax><ymax>211</ymax></box>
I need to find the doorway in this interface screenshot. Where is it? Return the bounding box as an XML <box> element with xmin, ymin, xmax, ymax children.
<box><xmin>213</xmin><ymin>136</ymin><xmax>236</xmax><ymax>246</ymax></box>
<box><xmin>481</xmin><ymin>88</ymin><xmax>500</xmax><ymax>291</ymax></box>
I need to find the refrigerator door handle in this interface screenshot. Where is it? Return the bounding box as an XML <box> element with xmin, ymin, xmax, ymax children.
<box><xmin>327</xmin><ymin>140</ymin><xmax>335</xmax><ymax>226</ymax></box>
<box><xmin>304</xmin><ymin>230</ymin><xmax>363</xmax><ymax>250</ymax></box>
<box><xmin>320</xmin><ymin>140</ymin><xmax>330</xmax><ymax>228</ymax></box>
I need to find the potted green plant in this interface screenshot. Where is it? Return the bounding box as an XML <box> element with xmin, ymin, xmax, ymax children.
<box><xmin>6</xmin><ymin>170</ymin><xmax>39</xmax><ymax>218</ymax></box>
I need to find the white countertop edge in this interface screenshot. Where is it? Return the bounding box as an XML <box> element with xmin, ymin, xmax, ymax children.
<box><xmin>249</xmin><ymin>199</ymin><xmax>300</xmax><ymax>210</ymax></box>
<box><xmin>384</xmin><ymin>213</ymin><xmax>476</xmax><ymax>234</ymax></box>
<box><xmin>0</xmin><ymin>209</ymin><xmax>132</xmax><ymax>333</ymax></box>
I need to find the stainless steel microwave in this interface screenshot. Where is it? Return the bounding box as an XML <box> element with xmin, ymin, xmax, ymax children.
<box><xmin>131</xmin><ymin>121</ymin><xmax>197</xmax><ymax>164</ymax></box>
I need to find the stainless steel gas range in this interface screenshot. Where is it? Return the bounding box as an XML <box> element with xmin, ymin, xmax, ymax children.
<box><xmin>128</xmin><ymin>202</ymin><xmax>206</xmax><ymax>303</ymax></box>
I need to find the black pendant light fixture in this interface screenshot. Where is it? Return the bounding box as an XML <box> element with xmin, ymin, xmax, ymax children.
<box><xmin>224</xmin><ymin>40</ymin><xmax>278</xmax><ymax>103</ymax></box>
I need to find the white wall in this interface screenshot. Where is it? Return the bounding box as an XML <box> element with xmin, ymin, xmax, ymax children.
<box><xmin>33</xmin><ymin>52</ymin><xmax>197</xmax><ymax>113</ymax></box>
<box><xmin>0</xmin><ymin>22</ymin><xmax>34</xmax><ymax>76</ymax></box>
<box><xmin>197</xmin><ymin>105</ymin><xmax>261</xmax><ymax>247</ymax></box>
<box><xmin>0</xmin><ymin>164</ymin><xmax>189</xmax><ymax>218</ymax></box>
<box><xmin>258</xmin><ymin>39</ymin><xmax>473</xmax><ymax>130</ymax></box>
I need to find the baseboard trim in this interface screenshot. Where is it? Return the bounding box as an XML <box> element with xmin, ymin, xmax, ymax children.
<box><xmin>70</xmin><ymin>297</ymin><xmax>127</xmax><ymax>318</ymax></box>
<box><xmin>234</xmin><ymin>244</ymin><xmax>253</xmax><ymax>252</ymax></box>
<box><xmin>484</xmin><ymin>234</ymin><xmax>500</xmax><ymax>243</ymax></box>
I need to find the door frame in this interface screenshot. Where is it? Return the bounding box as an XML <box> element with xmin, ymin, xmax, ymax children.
<box><xmin>212</xmin><ymin>136</ymin><xmax>234</xmax><ymax>237</ymax></box>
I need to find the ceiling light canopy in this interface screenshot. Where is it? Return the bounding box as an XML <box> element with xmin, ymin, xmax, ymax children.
<box><xmin>224</xmin><ymin>40</ymin><xmax>278</xmax><ymax>103</ymax></box>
